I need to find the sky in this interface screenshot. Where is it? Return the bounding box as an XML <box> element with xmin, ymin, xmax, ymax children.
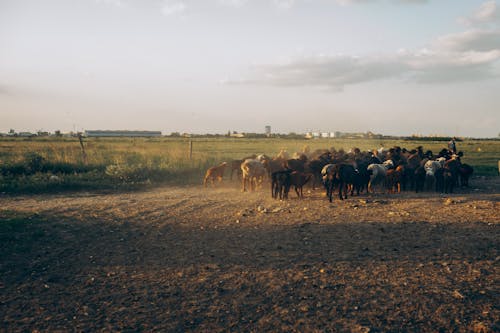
<box><xmin>0</xmin><ymin>0</ymin><xmax>499</xmax><ymax>137</ymax></box>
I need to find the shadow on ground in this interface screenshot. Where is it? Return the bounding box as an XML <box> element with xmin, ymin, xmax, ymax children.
<box><xmin>1</xmin><ymin>210</ymin><xmax>498</xmax><ymax>332</ymax></box>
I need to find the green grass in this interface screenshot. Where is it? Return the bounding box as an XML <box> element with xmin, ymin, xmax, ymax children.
<box><xmin>0</xmin><ymin>136</ymin><xmax>498</xmax><ymax>194</ymax></box>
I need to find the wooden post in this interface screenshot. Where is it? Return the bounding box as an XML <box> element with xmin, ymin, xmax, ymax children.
<box><xmin>189</xmin><ymin>140</ymin><xmax>193</xmax><ymax>160</ymax></box>
<box><xmin>78</xmin><ymin>133</ymin><xmax>88</xmax><ymax>164</ymax></box>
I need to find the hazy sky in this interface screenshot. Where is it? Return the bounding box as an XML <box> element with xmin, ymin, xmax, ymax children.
<box><xmin>1</xmin><ymin>0</ymin><xmax>499</xmax><ymax>137</ymax></box>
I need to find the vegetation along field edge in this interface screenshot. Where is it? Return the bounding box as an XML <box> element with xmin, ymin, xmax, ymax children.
<box><xmin>0</xmin><ymin>137</ymin><xmax>498</xmax><ymax>194</ymax></box>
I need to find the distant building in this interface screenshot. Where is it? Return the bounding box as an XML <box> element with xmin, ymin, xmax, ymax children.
<box><xmin>306</xmin><ymin>131</ymin><xmax>336</xmax><ymax>139</ymax></box>
<box><xmin>37</xmin><ymin>131</ymin><xmax>50</xmax><ymax>137</ymax></box>
<box><xmin>18</xmin><ymin>132</ymin><xmax>36</xmax><ymax>137</ymax></box>
<box><xmin>84</xmin><ymin>130</ymin><xmax>162</xmax><ymax>137</ymax></box>
<box><xmin>305</xmin><ymin>130</ymin><xmax>383</xmax><ymax>139</ymax></box>
<box><xmin>265</xmin><ymin>125</ymin><xmax>271</xmax><ymax>137</ymax></box>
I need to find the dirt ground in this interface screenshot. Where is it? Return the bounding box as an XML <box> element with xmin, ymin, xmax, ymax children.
<box><xmin>1</xmin><ymin>176</ymin><xmax>499</xmax><ymax>332</ymax></box>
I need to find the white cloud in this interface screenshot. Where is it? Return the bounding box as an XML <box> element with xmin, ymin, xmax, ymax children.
<box><xmin>95</xmin><ymin>0</ymin><xmax>124</xmax><ymax>7</ymax></box>
<box><xmin>227</xmin><ymin>3</ymin><xmax>500</xmax><ymax>89</ymax></box>
<box><xmin>253</xmin><ymin>55</ymin><xmax>409</xmax><ymax>88</ymax></box>
<box><xmin>217</xmin><ymin>0</ymin><xmax>296</xmax><ymax>8</ymax></box>
<box><xmin>336</xmin><ymin>0</ymin><xmax>427</xmax><ymax>5</ymax></box>
<box><xmin>335</xmin><ymin>0</ymin><xmax>374</xmax><ymax>5</ymax></box>
<box><xmin>273</xmin><ymin>0</ymin><xmax>295</xmax><ymax>9</ymax></box>
<box><xmin>161</xmin><ymin>1</ymin><xmax>187</xmax><ymax>16</ymax></box>
<box><xmin>395</xmin><ymin>0</ymin><xmax>428</xmax><ymax>3</ymax></box>
<box><xmin>407</xmin><ymin>49</ymin><xmax>500</xmax><ymax>83</ymax></box>
<box><xmin>233</xmin><ymin>27</ymin><xmax>500</xmax><ymax>89</ymax></box>
<box><xmin>434</xmin><ymin>30</ymin><xmax>500</xmax><ymax>52</ymax></box>
<box><xmin>460</xmin><ymin>1</ymin><xmax>499</xmax><ymax>27</ymax></box>
<box><xmin>218</xmin><ymin>0</ymin><xmax>248</xmax><ymax>7</ymax></box>
<box><xmin>473</xmin><ymin>1</ymin><xmax>498</xmax><ymax>22</ymax></box>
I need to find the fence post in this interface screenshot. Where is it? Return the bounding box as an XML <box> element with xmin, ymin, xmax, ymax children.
<box><xmin>78</xmin><ymin>133</ymin><xmax>88</xmax><ymax>165</ymax></box>
<box><xmin>189</xmin><ymin>140</ymin><xmax>193</xmax><ymax>160</ymax></box>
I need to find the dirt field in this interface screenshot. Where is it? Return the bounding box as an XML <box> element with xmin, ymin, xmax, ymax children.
<box><xmin>1</xmin><ymin>177</ymin><xmax>499</xmax><ymax>332</ymax></box>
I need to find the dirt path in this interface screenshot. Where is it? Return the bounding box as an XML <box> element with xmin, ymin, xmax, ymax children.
<box><xmin>1</xmin><ymin>177</ymin><xmax>499</xmax><ymax>332</ymax></box>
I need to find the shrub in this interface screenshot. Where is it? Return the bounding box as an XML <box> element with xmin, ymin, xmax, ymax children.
<box><xmin>24</xmin><ymin>152</ymin><xmax>44</xmax><ymax>174</ymax></box>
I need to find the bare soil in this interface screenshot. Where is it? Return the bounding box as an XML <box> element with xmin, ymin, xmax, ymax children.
<box><xmin>1</xmin><ymin>177</ymin><xmax>499</xmax><ymax>332</ymax></box>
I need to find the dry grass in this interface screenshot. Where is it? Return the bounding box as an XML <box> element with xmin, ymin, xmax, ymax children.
<box><xmin>0</xmin><ymin>137</ymin><xmax>499</xmax><ymax>193</ymax></box>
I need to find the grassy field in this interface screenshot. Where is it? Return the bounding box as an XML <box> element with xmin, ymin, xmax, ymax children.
<box><xmin>0</xmin><ymin>136</ymin><xmax>498</xmax><ymax>193</ymax></box>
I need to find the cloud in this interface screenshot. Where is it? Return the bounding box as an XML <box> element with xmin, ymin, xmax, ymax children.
<box><xmin>410</xmin><ymin>59</ymin><xmax>498</xmax><ymax>83</ymax></box>
<box><xmin>273</xmin><ymin>0</ymin><xmax>295</xmax><ymax>9</ymax></box>
<box><xmin>473</xmin><ymin>1</ymin><xmax>498</xmax><ymax>22</ymax></box>
<box><xmin>335</xmin><ymin>0</ymin><xmax>375</xmax><ymax>5</ymax></box>
<box><xmin>231</xmin><ymin>27</ymin><xmax>500</xmax><ymax>89</ymax></box>
<box><xmin>217</xmin><ymin>0</ymin><xmax>294</xmax><ymax>8</ymax></box>
<box><xmin>459</xmin><ymin>1</ymin><xmax>499</xmax><ymax>26</ymax></box>
<box><xmin>395</xmin><ymin>0</ymin><xmax>428</xmax><ymax>3</ymax></box>
<box><xmin>218</xmin><ymin>0</ymin><xmax>248</xmax><ymax>7</ymax></box>
<box><xmin>336</xmin><ymin>0</ymin><xmax>428</xmax><ymax>5</ymax></box>
<box><xmin>250</xmin><ymin>55</ymin><xmax>409</xmax><ymax>89</ymax></box>
<box><xmin>223</xmin><ymin>2</ymin><xmax>500</xmax><ymax>89</ymax></box>
<box><xmin>434</xmin><ymin>30</ymin><xmax>500</xmax><ymax>52</ymax></box>
<box><xmin>95</xmin><ymin>0</ymin><xmax>124</xmax><ymax>7</ymax></box>
<box><xmin>161</xmin><ymin>1</ymin><xmax>187</xmax><ymax>16</ymax></box>
<box><xmin>407</xmin><ymin>48</ymin><xmax>500</xmax><ymax>83</ymax></box>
